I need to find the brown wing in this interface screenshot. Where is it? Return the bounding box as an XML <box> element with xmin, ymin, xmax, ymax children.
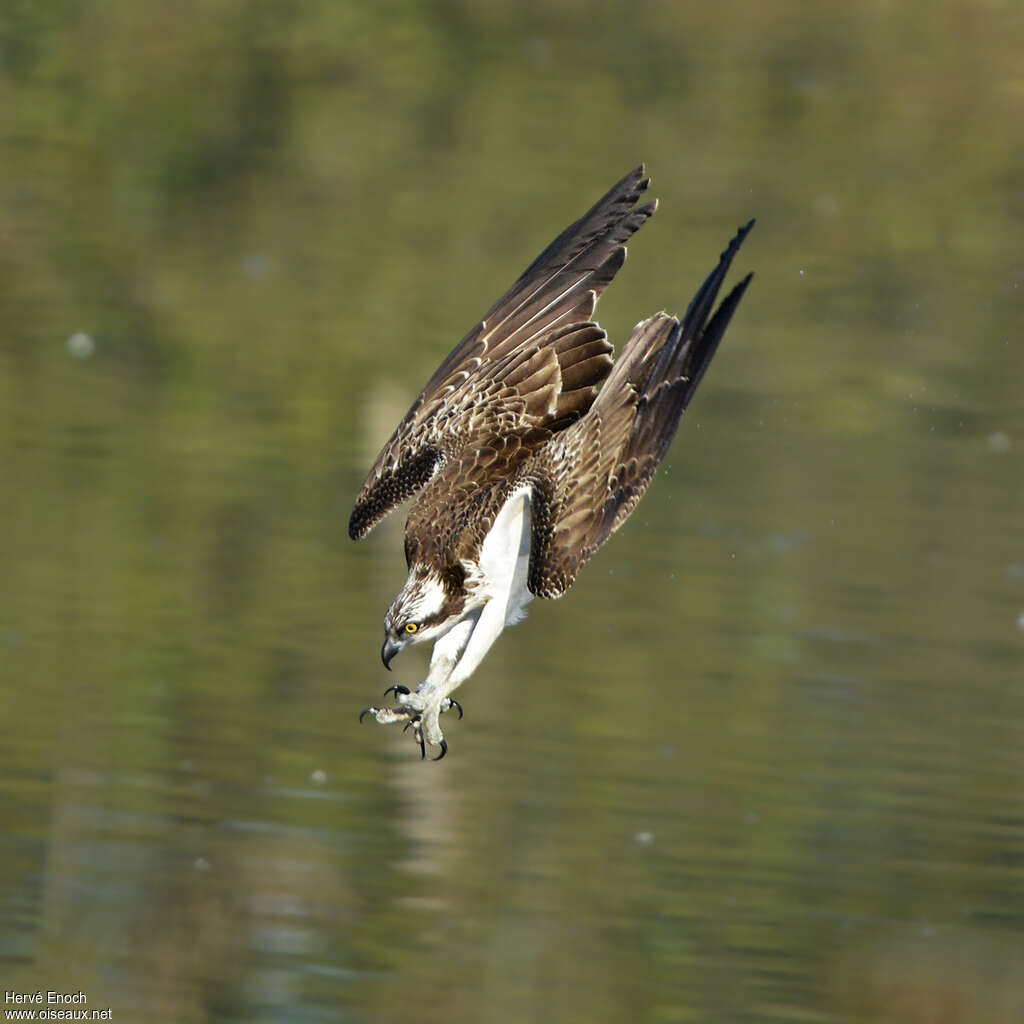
<box><xmin>526</xmin><ymin>220</ymin><xmax>755</xmax><ymax>599</ymax></box>
<box><xmin>349</xmin><ymin>166</ymin><xmax>656</xmax><ymax>540</ymax></box>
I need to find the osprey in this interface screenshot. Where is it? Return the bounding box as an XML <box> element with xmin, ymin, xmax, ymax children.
<box><xmin>353</xmin><ymin>166</ymin><xmax>753</xmax><ymax>759</ymax></box>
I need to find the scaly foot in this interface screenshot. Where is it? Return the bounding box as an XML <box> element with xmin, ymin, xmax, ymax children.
<box><xmin>359</xmin><ymin>685</ymin><xmax>463</xmax><ymax>760</ymax></box>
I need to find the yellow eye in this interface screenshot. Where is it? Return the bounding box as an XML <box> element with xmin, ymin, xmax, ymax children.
<box><xmin>404</xmin><ymin>622</ymin><xmax>418</xmax><ymax>634</ymax></box>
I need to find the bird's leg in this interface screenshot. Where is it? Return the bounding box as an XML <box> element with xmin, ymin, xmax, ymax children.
<box><xmin>360</xmin><ymin>599</ymin><xmax>507</xmax><ymax>757</ymax></box>
<box><xmin>399</xmin><ymin>621</ymin><xmax>476</xmax><ymax>754</ymax></box>
<box><xmin>408</xmin><ymin>598</ymin><xmax>507</xmax><ymax>750</ymax></box>
<box><xmin>359</xmin><ymin>616</ymin><xmax>477</xmax><ymax>758</ymax></box>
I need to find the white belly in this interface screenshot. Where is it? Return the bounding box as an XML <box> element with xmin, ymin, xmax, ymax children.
<box><xmin>477</xmin><ymin>486</ymin><xmax>534</xmax><ymax>627</ymax></box>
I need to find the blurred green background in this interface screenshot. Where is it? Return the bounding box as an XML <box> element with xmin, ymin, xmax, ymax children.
<box><xmin>2</xmin><ymin>1</ymin><xmax>1023</xmax><ymax>1021</ymax></box>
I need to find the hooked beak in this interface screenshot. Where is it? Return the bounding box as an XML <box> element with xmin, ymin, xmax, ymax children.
<box><xmin>381</xmin><ymin>637</ymin><xmax>401</xmax><ymax>671</ymax></box>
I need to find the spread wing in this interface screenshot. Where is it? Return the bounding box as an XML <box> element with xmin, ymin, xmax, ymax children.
<box><xmin>349</xmin><ymin>166</ymin><xmax>656</xmax><ymax>540</ymax></box>
<box><xmin>526</xmin><ymin>220</ymin><xmax>755</xmax><ymax>599</ymax></box>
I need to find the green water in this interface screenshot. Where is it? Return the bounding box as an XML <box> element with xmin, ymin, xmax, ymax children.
<box><xmin>2</xmin><ymin>3</ymin><xmax>1023</xmax><ymax>1021</ymax></box>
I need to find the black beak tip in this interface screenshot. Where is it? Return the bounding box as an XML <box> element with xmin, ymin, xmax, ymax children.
<box><xmin>381</xmin><ymin>640</ymin><xmax>397</xmax><ymax>671</ymax></box>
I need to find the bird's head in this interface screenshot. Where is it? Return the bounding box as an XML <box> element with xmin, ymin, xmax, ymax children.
<box><xmin>381</xmin><ymin>565</ymin><xmax>468</xmax><ymax>669</ymax></box>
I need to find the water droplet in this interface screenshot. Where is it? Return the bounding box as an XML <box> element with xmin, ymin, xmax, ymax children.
<box><xmin>67</xmin><ymin>332</ymin><xmax>95</xmax><ymax>358</ymax></box>
<box><xmin>242</xmin><ymin>252</ymin><xmax>269</xmax><ymax>279</ymax></box>
<box><xmin>987</xmin><ymin>431</ymin><xmax>1011</xmax><ymax>453</ymax></box>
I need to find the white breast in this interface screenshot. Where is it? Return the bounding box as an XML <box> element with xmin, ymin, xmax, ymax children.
<box><xmin>476</xmin><ymin>486</ymin><xmax>534</xmax><ymax>627</ymax></box>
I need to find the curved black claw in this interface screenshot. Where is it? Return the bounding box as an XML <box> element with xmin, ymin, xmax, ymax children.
<box><xmin>359</xmin><ymin>707</ymin><xmax>374</xmax><ymax>724</ymax></box>
<box><xmin>382</xmin><ymin>684</ymin><xmax>410</xmax><ymax>699</ymax></box>
<box><xmin>417</xmin><ymin>730</ymin><xmax>426</xmax><ymax>760</ymax></box>
<box><xmin>431</xmin><ymin>739</ymin><xmax>448</xmax><ymax>762</ymax></box>
<box><xmin>449</xmin><ymin>699</ymin><xmax>464</xmax><ymax>720</ymax></box>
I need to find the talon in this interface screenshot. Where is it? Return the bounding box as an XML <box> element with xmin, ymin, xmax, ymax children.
<box><xmin>359</xmin><ymin>692</ymin><xmax>454</xmax><ymax>762</ymax></box>
<box><xmin>439</xmin><ymin>697</ymin><xmax>463</xmax><ymax>718</ymax></box>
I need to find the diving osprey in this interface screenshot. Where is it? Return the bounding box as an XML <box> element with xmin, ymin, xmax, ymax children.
<box><xmin>353</xmin><ymin>166</ymin><xmax>753</xmax><ymax>759</ymax></box>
